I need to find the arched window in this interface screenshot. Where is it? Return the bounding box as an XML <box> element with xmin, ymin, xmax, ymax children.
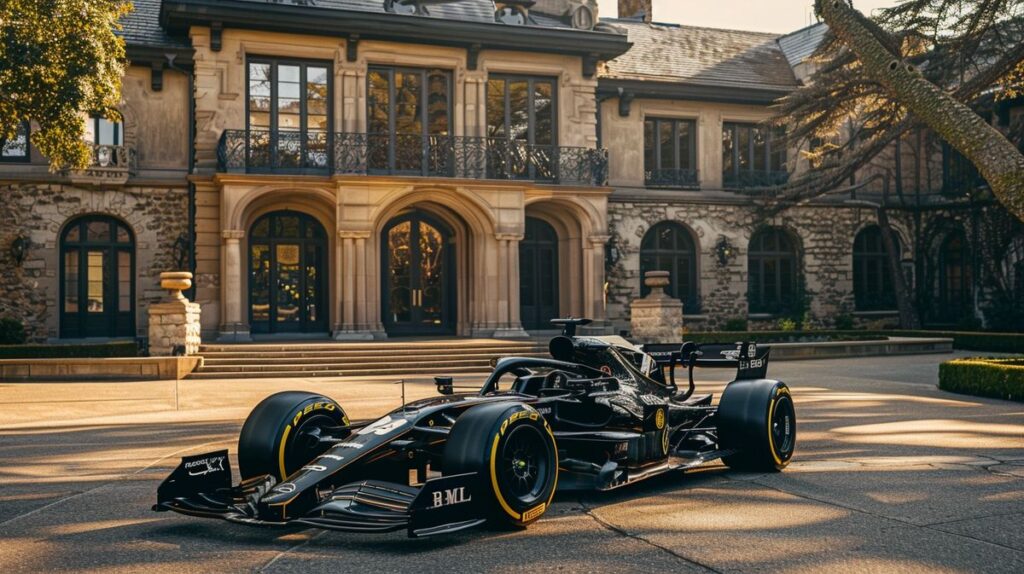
<box><xmin>853</xmin><ymin>225</ymin><xmax>899</xmax><ymax>310</ymax></box>
<box><xmin>640</xmin><ymin>222</ymin><xmax>699</xmax><ymax>310</ymax></box>
<box><xmin>748</xmin><ymin>227</ymin><xmax>799</xmax><ymax>314</ymax></box>
<box><xmin>937</xmin><ymin>230</ymin><xmax>972</xmax><ymax>322</ymax></box>
<box><xmin>60</xmin><ymin>215</ymin><xmax>135</xmax><ymax>338</ymax></box>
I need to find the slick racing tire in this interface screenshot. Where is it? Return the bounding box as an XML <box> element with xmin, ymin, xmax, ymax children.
<box><xmin>444</xmin><ymin>402</ymin><xmax>558</xmax><ymax>528</ymax></box>
<box><xmin>238</xmin><ymin>391</ymin><xmax>349</xmax><ymax>481</ymax></box>
<box><xmin>717</xmin><ymin>380</ymin><xmax>796</xmax><ymax>471</ymax></box>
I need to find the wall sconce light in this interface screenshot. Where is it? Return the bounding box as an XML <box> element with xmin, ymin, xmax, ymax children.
<box><xmin>714</xmin><ymin>235</ymin><xmax>736</xmax><ymax>267</ymax></box>
<box><xmin>605</xmin><ymin>238</ymin><xmax>621</xmax><ymax>269</ymax></box>
<box><xmin>10</xmin><ymin>235</ymin><xmax>29</xmax><ymax>266</ymax></box>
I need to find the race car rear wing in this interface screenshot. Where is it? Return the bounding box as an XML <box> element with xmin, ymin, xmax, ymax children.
<box><xmin>642</xmin><ymin>341</ymin><xmax>771</xmax><ymax>385</ymax></box>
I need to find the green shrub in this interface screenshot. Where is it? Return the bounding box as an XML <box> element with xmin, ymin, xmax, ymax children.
<box><xmin>0</xmin><ymin>318</ymin><xmax>27</xmax><ymax>345</ymax></box>
<box><xmin>723</xmin><ymin>318</ymin><xmax>747</xmax><ymax>332</ymax></box>
<box><xmin>939</xmin><ymin>357</ymin><xmax>1024</xmax><ymax>402</ymax></box>
<box><xmin>0</xmin><ymin>341</ymin><xmax>139</xmax><ymax>359</ymax></box>
<box><xmin>834</xmin><ymin>314</ymin><xmax>855</xmax><ymax>330</ymax></box>
<box><xmin>779</xmin><ymin>318</ymin><xmax>798</xmax><ymax>331</ymax></box>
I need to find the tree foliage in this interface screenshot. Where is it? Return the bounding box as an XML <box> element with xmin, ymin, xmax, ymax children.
<box><xmin>776</xmin><ymin>0</ymin><xmax>1024</xmax><ymax>219</ymax></box>
<box><xmin>0</xmin><ymin>0</ymin><xmax>131</xmax><ymax>170</ymax></box>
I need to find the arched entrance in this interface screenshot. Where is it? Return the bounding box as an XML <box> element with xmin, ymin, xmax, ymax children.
<box><xmin>60</xmin><ymin>215</ymin><xmax>135</xmax><ymax>338</ymax></box>
<box><xmin>382</xmin><ymin>210</ymin><xmax>456</xmax><ymax>335</ymax></box>
<box><xmin>520</xmin><ymin>217</ymin><xmax>559</xmax><ymax>330</ymax></box>
<box><xmin>248</xmin><ymin>210</ymin><xmax>328</xmax><ymax>334</ymax></box>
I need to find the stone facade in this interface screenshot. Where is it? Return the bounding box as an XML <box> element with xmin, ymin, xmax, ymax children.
<box><xmin>0</xmin><ymin>183</ymin><xmax>189</xmax><ymax>342</ymax></box>
<box><xmin>629</xmin><ymin>271</ymin><xmax>684</xmax><ymax>343</ymax></box>
<box><xmin>149</xmin><ymin>300</ymin><xmax>202</xmax><ymax>356</ymax></box>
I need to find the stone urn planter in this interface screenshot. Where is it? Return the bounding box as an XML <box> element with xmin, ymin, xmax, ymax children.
<box><xmin>160</xmin><ymin>271</ymin><xmax>193</xmax><ymax>301</ymax></box>
<box><xmin>150</xmin><ymin>271</ymin><xmax>201</xmax><ymax>356</ymax></box>
<box><xmin>630</xmin><ymin>270</ymin><xmax>684</xmax><ymax>343</ymax></box>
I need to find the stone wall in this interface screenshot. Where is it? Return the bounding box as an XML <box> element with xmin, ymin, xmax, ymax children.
<box><xmin>606</xmin><ymin>196</ymin><xmax>888</xmax><ymax>333</ymax></box>
<box><xmin>0</xmin><ymin>183</ymin><xmax>189</xmax><ymax>342</ymax></box>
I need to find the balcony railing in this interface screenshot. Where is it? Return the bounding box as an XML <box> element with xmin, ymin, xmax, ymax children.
<box><xmin>217</xmin><ymin>129</ymin><xmax>608</xmax><ymax>186</ymax></box>
<box><xmin>645</xmin><ymin>168</ymin><xmax>700</xmax><ymax>189</ymax></box>
<box><xmin>65</xmin><ymin>144</ymin><xmax>137</xmax><ymax>186</ymax></box>
<box><xmin>723</xmin><ymin>170</ymin><xmax>790</xmax><ymax>189</ymax></box>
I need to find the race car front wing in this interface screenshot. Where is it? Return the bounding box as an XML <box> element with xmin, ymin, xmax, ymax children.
<box><xmin>152</xmin><ymin>451</ymin><xmax>486</xmax><ymax>538</ymax></box>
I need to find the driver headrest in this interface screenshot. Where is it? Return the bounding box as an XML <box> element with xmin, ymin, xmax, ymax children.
<box><xmin>549</xmin><ymin>336</ymin><xmax>574</xmax><ymax>362</ymax></box>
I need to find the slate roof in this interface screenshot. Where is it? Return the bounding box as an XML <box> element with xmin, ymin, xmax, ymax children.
<box><xmin>600</xmin><ymin>18</ymin><xmax>800</xmax><ymax>92</ymax></box>
<box><xmin>777</xmin><ymin>22</ymin><xmax>828</xmax><ymax>67</ymax></box>
<box><xmin>119</xmin><ymin>0</ymin><xmax>189</xmax><ymax>49</ymax></box>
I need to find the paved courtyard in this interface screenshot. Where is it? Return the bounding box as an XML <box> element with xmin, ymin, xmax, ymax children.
<box><xmin>1</xmin><ymin>352</ymin><xmax>1022</xmax><ymax>573</ymax></box>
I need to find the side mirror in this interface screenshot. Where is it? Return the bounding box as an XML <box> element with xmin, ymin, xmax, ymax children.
<box><xmin>434</xmin><ymin>376</ymin><xmax>454</xmax><ymax>396</ymax></box>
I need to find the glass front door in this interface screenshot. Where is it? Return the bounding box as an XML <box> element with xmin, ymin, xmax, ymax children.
<box><xmin>382</xmin><ymin>211</ymin><xmax>454</xmax><ymax>335</ymax></box>
<box><xmin>520</xmin><ymin>217</ymin><xmax>559</xmax><ymax>330</ymax></box>
<box><xmin>249</xmin><ymin>211</ymin><xmax>328</xmax><ymax>334</ymax></box>
<box><xmin>60</xmin><ymin>216</ymin><xmax>135</xmax><ymax>339</ymax></box>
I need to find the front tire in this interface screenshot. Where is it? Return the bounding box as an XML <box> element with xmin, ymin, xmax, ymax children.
<box><xmin>444</xmin><ymin>402</ymin><xmax>558</xmax><ymax>528</ymax></box>
<box><xmin>718</xmin><ymin>380</ymin><xmax>796</xmax><ymax>471</ymax></box>
<box><xmin>237</xmin><ymin>391</ymin><xmax>349</xmax><ymax>481</ymax></box>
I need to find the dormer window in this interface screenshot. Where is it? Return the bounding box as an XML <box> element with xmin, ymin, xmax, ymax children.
<box><xmin>495</xmin><ymin>5</ymin><xmax>527</xmax><ymax>25</ymax></box>
<box><xmin>384</xmin><ymin>0</ymin><xmax>425</xmax><ymax>15</ymax></box>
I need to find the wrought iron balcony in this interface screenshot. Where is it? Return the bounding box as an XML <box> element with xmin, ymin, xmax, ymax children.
<box><xmin>723</xmin><ymin>170</ymin><xmax>790</xmax><ymax>189</ymax></box>
<box><xmin>645</xmin><ymin>168</ymin><xmax>700</xmax><ymax>189</ymax></box>
<box><xmin>217</xmin><ymin>129</ymin><xmax>608</xmax><ymax>186</ymax></box>
<box><xmin>65</xmin><ymin>144</ymin><xmax>137</xmax><ymax>186</ymax></box>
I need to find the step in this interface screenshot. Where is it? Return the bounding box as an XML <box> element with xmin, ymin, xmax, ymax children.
<box><xmin>193</xmin><ymin>356</ymin><xmax>546</xmax><ymax>373</ymax></box>
<box><xmin>199</xmin><ymin>351</ymin><xmax>547</xmax><ymax>365</ymax></box>
<box><xmin>198</xmin><ymin>346</ymin><xmax>544</xmax><ymax>358</ymax></box>
<box><xmin>186</xmin><ymin>364</ymin><xmax>496</xmax><ymax>380</ymax></box>
<box><xmin>197</xmin><ymin>341</ymin><xmax>546</xmax><ymax>353</ymax></box>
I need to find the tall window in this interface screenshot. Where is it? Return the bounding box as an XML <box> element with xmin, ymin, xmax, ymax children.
<box><xmin>853</xmin><ymin>226</ymin><xmax>899</xmax><ymax>311</ymax></box>
<box><xmin>640</xmin><ymin>222</ymin><xmax>699</xmax><ymax>310</ymax></box>
<box><xmin>941</xmin><ymin>141</ymin><xmax>984</xmax><ymax>194</ymax></box>
<box><xmin>1</xmin><ymin>121</ymin><xmax>30</xmax><ymax>162</ymax></box>
<box><xmin>85</xmin><ymin>116</ymin><xmax>123</xmax><ymax>146</ymax></box>
<box><xmin>486</xmin><ymin>75</ymin><xmax>557</xmax><ymax>180</ymax></box>
<box><xmin>937</xmin><ymin>230</ymin><xmax>972</xmax><ymax>322</ymax></box>
<box><xmin>60</xmin><ymin>215</ymin><xmax>135</xmax><ymax>338</ymax></box>
<box><xmin>247</xmin><ymin>58</ymin><xmax>330</xmax><ymax>170</ymax></box>
<box><xmin>748</xmin><ymin>227</ymin><xmax>799</xmax><ymax>314</ymax></box>
<box><xmin>722</xmin><ymin>122</ymin><xmax>787</xmax><ymax>188</ymax></box>
<box><xmin>367</xmin><ymin>66</ymin><xmax>452</xmax><ymax>174</ymax></box>
<box><xmin>644</xmin><ymin>118</ymin><xmax>697</xmax><ymax>188</ymax></box>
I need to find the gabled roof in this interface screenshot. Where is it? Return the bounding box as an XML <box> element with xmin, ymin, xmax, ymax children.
<box><xmin>777</xmin><ymin>22</ymin><xmax>828</xmax><ymax>67</ymax></box>
<box><xmin>600</xmin><ymin>18</ymin><xmax>800</xmax><ymax>93</ymax></box>
<box><xmin>119</xmin><ymin>0</ymin><xmax>189</xmax><ymax>49</ymax></box>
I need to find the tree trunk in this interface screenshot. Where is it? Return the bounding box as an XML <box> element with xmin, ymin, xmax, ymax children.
<box><xmin>877</xmin><ymin>207</ymin><xmax>920</xmax><ymax>329</ymax></box>
<box><xmin>815</xmin><ymin>0</ymin><xmax>1024</xmax><ymax>222</ymax></box>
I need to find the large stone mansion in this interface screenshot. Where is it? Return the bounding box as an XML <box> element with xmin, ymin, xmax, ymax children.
<box><xmin>1</xmin><ymin>0</ymin><xmax>1021</xmax><ymax>344</ymax></box>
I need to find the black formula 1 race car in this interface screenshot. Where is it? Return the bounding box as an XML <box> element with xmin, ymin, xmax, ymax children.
<box><xmin>154</xmin><ymin>318</ymin><xmax>796</xmax><ymax>537</ymax></box>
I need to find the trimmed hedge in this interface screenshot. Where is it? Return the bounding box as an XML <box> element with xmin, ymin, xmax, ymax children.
<box><xmin>939</xmin><ymin>358</ymin><xmax>1024</xmax><ymax>402</ymax></box>
<box><xmin>682</xmin><ymin>329</ymin><xmax>1024</xmax><ymax>353</ymax></box>
<box><xmin>0</xmin><ymin>341</ymin><xmax>139</xmax><ymax>359</ymax></box>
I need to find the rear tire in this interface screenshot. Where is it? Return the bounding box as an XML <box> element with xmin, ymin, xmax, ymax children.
<box><xmin>718</xmin><ymin>380</ymin><xmax>795</xmax><ymax>471</ymax></box>
<box><xmin>237</xmin><ymin>391</ymin><xmax>348</xmax><ymax>481</ymax></box>
<box><xmin>444</xmin><ymin>402</ymin><xmax>558</xmax><ymax>528</ymax></box>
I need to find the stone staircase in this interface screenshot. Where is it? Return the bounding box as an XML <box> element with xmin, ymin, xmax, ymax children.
<box><xmin>187</xmin><ymin>338</ymin><xmax>550</xmax><ymax>379</ymax></box>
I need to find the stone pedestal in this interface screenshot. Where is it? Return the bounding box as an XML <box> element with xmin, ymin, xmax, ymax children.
<box><xmin>630</xmin><ymin>271</ymin><xmax>684</xmax><ymax>343</ymax></box>
<box><xmin>149</xmin><ymin>272</ymin><xmax>202</xmax><ymax>356</ymax></box>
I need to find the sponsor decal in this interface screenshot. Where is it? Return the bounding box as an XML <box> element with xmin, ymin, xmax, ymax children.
<box><xmin>335</xmin><ymin>442</ymin><xmax>365</xmax><ymax>449</ymax></box>
<box><xmin>535</xmin><ymin>407</ymin><xmax>552</xmax><ymax>415</ymax></box>
<box><xmin>721</xmin><ymin>349</ymin><xmax>740</xmax><ymax>360</ymax></box>
<box><xmin>291</xmin><ymin>401</ymin><xmax>337</xmax><ymax>428</ymax></box>
<box><xmin>521</xmin><ymin>503</ymin><xmax>546</xmax><ymax>522</ymax></box>
<box><xmin>600</xmin><ymin>365</ymin><xmax>612</xmax><ymax>375</ymax></box>
<box><xmin>662</xmin><ymin>427</ymin><xmax>670</xmax><ymax>455</ymax></box>
<box><xmin>357</xmin><ymin>416</ymin><xmax>409</xmax><ymax>436</ymax></box>
<box><xmin>272</xmin><ymin>482</ymin><xmax>296</xmax><ymax>494</ymax></box>
<box><xmin>499</xmin><ymin>409</ymin><xmax>538</xmax><ymax>436</ymax></box>
<box><xmin>655</xmin><ymin>408</ymin><xmax>666</xmax><ymax>430</ymax></box>
<box><xmin>301</xmin><ymin>465</ymin><xmax>327</xmax><ymax>472</ymax></box>
<box><xmin>184</xmin><ymin>455</ymin><xmax>226</xmax><ymax>477</ymax></box>
<box><xmin>431</xmin><ymin>486</ymin><xmax>472</xmax><ymax>508</ymax></box>
<box><xmin>319</xmin><ymin>454</ymin><xmax>345</xmax><ymax>461</ymax></box>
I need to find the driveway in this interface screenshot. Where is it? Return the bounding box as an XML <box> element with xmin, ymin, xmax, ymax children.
<box><xmin>1</xmin><ymin>352</ymin><xmax>1022</xmax><ymax>573</ymax></box>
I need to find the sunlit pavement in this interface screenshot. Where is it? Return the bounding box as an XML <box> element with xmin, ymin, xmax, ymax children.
<box><xmin>1</xmin><ymin>352</ymin><xmax>1022</xmax><ymax>573</ymax></box>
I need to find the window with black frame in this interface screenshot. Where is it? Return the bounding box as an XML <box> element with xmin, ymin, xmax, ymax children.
<box><xmin>644</xmin><ymin>118</ymin><xmax>697</xmax><ymax>188</ymax></box>
<box><xmin>936</xmin><ymin>230</ymin><xmax>972</xmax><ymax>323</ymax></box>
<box><xmin>640</xmin><ymin>222</ymin><xmax>699</xmax><ymax>311</ymax></box>
<box><xmin>247</xmin><ymin>59</ymin><xmax>330</xmax><ymax>172</ymax></box>
<box><xmin>941</xmin><ymin>141</ymin><xmax>985</xmax><ymax>194</ymax></box>
<box><xmin>486</xmin><ymin>75</ymin><xmax>557</xmax><ymax>180</ymax></box>
<box><xmin>853</xmin><ymin>225</ymin><xmax>899</xmax><ymax>311</ymax></box>
<box><xmin>1</xmin><ymin>121</ymin><xmax>30</xmax><ymax>162</ymax></box>
<box><xmin>722</xmin><ymin>122</ymin><xmax>787</xmax><ymax>188</ymax></box>
<box><xmin>366</xmin><ymin>67</ymin><xmax>452</xmax><ymax>176</ymax></box>
<box><xmin>748</xmin><ymin>227</ymin><xmax>799</xmax><ymax>314</ymax></box>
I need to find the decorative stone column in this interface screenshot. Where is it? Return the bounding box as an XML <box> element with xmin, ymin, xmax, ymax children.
<box><xmin>581</xmin><ymin>234</ymin><xmax>611</xmax><ymax>335</ymax></box>
<box><xmin>493</xmin><ymin>233</ymin><xmax>529</xmax><ymax>338</ymax></box>
<box><xmin>335</xmin><ymin>230</ymin><xmax>374</xmax><ymax>340</ymax></box>
<box><xmin>149</xmin><ymin>272</ymin><xmax>202</xmax><ymax>356</ymax></box>
<box><xmin>630</xmin><ymin>271</ymin><xmax>684</xmax><ymax>343</ymax></box>
<box><xmin>218</xmin><ymin>229</ymin><xmax>250</xmax><ymax>341</ymax></box>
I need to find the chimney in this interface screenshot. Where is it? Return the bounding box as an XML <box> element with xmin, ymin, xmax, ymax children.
<box><xmin>618</xmin><ymin>0</ymin><xmax>652</xmax><ymax>23</ymax></box>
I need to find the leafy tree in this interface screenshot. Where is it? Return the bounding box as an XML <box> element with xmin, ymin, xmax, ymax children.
<box><xmin>0</xmin><ymin>0</ymin><xmax>131</xmax><ymax>170</ymax></box>
<box><xmin>776</xmin><ymin>0</ymin><xmax>1024</xmax><ymax>221</ymax></box>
